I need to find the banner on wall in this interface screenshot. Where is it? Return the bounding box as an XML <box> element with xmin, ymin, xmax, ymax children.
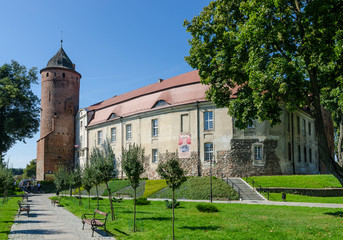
<box><xmin>178</xmin><ymin>134</ymin><xmax>191</xmax><ymax>158</ymax></box>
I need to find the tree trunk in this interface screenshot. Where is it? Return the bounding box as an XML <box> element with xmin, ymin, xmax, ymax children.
<box><xmin>338</xmin><ymin>122</ymin><xmax>343</xmax><ymax>166</ymax></box>
<box><xmin>172</xmin><ymin>188</ymin><xmax>175</xmax><ymax>240</ymax></box>
<box><xmin>69</xmin><ymin>187</ymin><xmax>72</xmax><ymax>199</ymax></box>
<box><xmin>106</xmin><ymin>182</ymin><xmax>115</xmax><ymax>221</ymax></box>
<box><xmin>133</xmin><ymin>188</ymin><xmax>137</xmax><ymax>232</ymax></box>
<box><xmin>96</xmin><ymin>184</ymin><xmax>99</xmax><ymax>209</ymax></box>
<box><xmin>88</xmin><ymin>191</ymin><xmax>91</xmax><ymax>209</ymax></box>
<box><xmin>310</xmin><ymin>68</ymin><xmax>343</xmax><ymax>186</ymax></box>
<box><xmin>78</xmin><ymin>187</ymin><xmax>82</xmax><ymax>206</ymax></box>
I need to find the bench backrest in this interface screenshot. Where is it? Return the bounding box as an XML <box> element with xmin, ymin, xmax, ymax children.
<box><xmin>95</xmin><ymin>209</ymin><xmax>108</xmax><ymax>217</ymax></box>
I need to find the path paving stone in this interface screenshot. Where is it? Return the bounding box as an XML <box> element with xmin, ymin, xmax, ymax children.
<box><xmin>8</xmin><ymin>194</ymin><xmax>115</xmax><ymax>240</ymax></box>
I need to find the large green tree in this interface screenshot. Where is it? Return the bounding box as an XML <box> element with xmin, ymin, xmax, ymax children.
<box><xmin>184</xmin><ymin>0</ymin><xmax>343</xmax><ymax>183</ymax></box>
<box><xmin>23</xmin><ymin>159</ymin><xmax>36</xmax><ymax>179</ymax></box>
<box><xmin>0</xmin><ymin>61</ymin><xmax>40</xmax><ymax>162</ymax></box>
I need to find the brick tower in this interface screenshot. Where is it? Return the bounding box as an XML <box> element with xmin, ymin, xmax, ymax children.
<box><xmin>36</xmin><ymin>46</ymin><xmax>81</xmax><ymax>180</ymax></box>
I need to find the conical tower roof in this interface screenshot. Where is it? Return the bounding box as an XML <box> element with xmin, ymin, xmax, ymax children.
<box><xmin>46</xmin><ymin>47</ymin><xmax>75</xmax><ymax>70</ymax></box>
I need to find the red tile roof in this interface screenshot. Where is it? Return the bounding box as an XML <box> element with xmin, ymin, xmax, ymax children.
<box><xmin>87</xmin><ymin>70</ymin><xmax>237</xmax><ymax>127</ymax></box>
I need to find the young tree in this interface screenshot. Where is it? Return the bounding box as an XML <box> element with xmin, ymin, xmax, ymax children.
<box><xmin>184</xmin><ymin>0</ymin><xmax>343</xmax><ymax>184</ymax></box>
<box><xmin>157</xmin><ymin>152</ymin><xmax>186</xmax><ymax>240</ymax></box>
<box><xmin>54</xmin><ymin>166</ymin><xmax>68</xmax><ymax>196</ymax></box>
<box><xmin>0</xmin><ymin>164</ymin><xmax>13</xmax><ymax>203</ymax></box>
<box><xmin>121</xmin><ymin>144</ymin><xmax>145</xmax><ymax>232</ymax></box>
<box><xmin>92</xmin><ymin>141</ymin><xmax>118</xmax><ymax>220</ymax></box>
<box><xmin>89</xmin><ymin>147</ymin><xmax>103</xmax><ymax>209</ymax></box>
<box><xmin>73</xmin><ymin>166</ymin><xmax>83</xmax><ymax>206</ymax></box>
<box><xmin>0</xmin><ymin>61</ymin><xmax>40</xmax><ymax>162</ymax></box>
<box><xmin>82</xmin><ymin>164</ymin><xmax>95</xmax><ymax>209</ymax></box>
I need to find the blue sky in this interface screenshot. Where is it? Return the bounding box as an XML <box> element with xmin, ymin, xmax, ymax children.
<box><xmin>1</xmin><ymin>0</ymin><xmax>211</xmax><ymax>168</ymax></box>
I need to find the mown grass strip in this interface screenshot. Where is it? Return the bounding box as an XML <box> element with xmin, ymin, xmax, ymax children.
<box><xmin>0</xmin><ymin>197</ymin><xmax>21</xmax><ymax>240</ymax></box>
<box><xmin>60</xmin><ymin>195</ymin><xmax>343</xmax><ymax>239</ymax></box>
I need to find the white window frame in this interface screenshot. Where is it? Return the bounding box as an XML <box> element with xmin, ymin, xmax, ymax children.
<box><xmin>152</xmin><ymin>149</ymin><xmax>158</xmax><ymax>163</ymax></box>
<box><xmin>204</xmin><ymin>111</ymin><xmax>214</xmax><ymax>130</ymax></box>
<box><xmin>97</xmin><ymin>130</ymin><xmax>102</xmax><ymax>145</ymax></box>
<box><xmin>152</xmin><ymin>119</ymin><xmax>158</xmax><ymax>137</ymax></box>
<box><xmin>204</xmin><ymin>142</ymin><xmax>213</xmax><ymax>162</ymax></box>
<box><xmin>252</xmin><ymin>143</ymin><xmax>265</xmax><ymax>166</ymax></box>
<box><xmin>111</xmin><ymin>127</ymin><xmax>116</xmax><ymax>143</ymax></box>
<box><xmin>126</xmin><ymin>124</ymin><xmax>132</xmax><ymax>141</ymax></box>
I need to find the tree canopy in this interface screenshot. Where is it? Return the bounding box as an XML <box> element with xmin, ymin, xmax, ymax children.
<box><xmin>0</xmin><ymin>60</ymin><xmax>40</xmax><ymax>162</ymax></box>
<box><xmin>184</xmin><ymin>0</ymin><xmax>343</xmax><ymax>184</ymax></box>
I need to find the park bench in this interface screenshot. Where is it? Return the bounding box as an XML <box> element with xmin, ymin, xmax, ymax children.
<box><xmin>51</xmin><ymin>196</ymin><xmax>61</xmax><ymax>206</ymax></box>
<box><xmin>22</xmin><ymin>194</ymin><xmax>29</xmax><ymax>202</ymax></box>
<box><xmin>17</xmin><ymin>201</ymin><xmax>30</xmax><ymax>217</ymax></box>
<box><xmin>81</xmin><ymin>209</ymin><xmax>109</xmax><ymax>237</ymax></box>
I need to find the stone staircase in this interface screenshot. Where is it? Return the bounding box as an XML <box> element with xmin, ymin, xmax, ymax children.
<box><xmin>224</xmin><ymin>177</ymin><xmax>266</xmax><ymax>201</ymax></box>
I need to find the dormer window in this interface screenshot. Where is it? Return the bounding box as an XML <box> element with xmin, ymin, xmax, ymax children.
<box><xmin>153</xmin><ymin>100</ymin><xmax>168</xmax><ymax>108</ymax></box>
<box><xmin>108</xmin><ymin>113</ymin><xmax>117</xmax><ymax>120</ymax></box>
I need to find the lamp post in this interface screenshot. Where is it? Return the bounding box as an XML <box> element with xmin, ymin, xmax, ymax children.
<box><xmin>210</xmin><ymin>154</ymin><xmax>213</xmax><ymax>203</ymax></box>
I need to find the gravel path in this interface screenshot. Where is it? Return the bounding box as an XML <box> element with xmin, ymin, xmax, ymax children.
<box><xmin>8</xmin><ymin>194</ymin><xmax>115</xmax><ymax>240</ymax></box>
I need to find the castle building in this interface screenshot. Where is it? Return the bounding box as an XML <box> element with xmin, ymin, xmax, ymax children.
<box><xmin>75</xmin><ymin>70</ymin><xmax>332</xmax><ymax>178</ymax></box>
<box><xmin>36</xmin><ymin>47</ymin><xmax>81</xmax><ymax>180</ymax></box>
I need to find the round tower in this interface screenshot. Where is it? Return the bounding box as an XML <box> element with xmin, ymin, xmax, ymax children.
<box><xmin>37</xmin><ymin>46</ymin><xmax>81</xmax><ymax>180</ymax></box>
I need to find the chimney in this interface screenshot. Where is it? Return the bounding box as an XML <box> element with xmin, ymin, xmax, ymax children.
<box><xmin>158</xmin><ymin>78</ymin><xmax>164</xmax><ymax>83</ymax></box>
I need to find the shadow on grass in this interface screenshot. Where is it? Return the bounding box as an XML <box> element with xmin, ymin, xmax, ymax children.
<box><xmin>0</xmin><ymin>230</ymin><xmax>10</xmax><ymax>235</ymax></box>
<box><xmin>137</xmin><ymin>217</ymin><xmax>171</xmax><ymax>221</ymax></box>
<box><xmin>180</xmin><ymin>226</ymin><xmax>220</xmax><ymax>231</ymax></box>
<box><xmin>121</xmin><ymin>210</ymin><xmax>152</xmax><ymax>214</ymax></box>
<box><xmin>113</xmin><ymin>228</ymin><xmax>130</xmax><ymax>236</ymax></box>
<box><xmin>325</xmin><ymin>211</ymin><xmax>343</xmax><ymax>217</ymax></box>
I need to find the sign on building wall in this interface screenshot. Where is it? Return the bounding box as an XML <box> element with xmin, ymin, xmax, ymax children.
<box><xmin>178</xmin><ymin>134</ymin><xmax>191</xmax><ymax>158</ymax></box>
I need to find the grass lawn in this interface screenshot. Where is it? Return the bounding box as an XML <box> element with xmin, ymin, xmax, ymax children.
<box><xmin>246</xmin><ymin>175</ymin><xmax>342</xmax><ymax>188</ymax></box>
<box><xmin>60</xmin><ymin>196</ymin><xmax>343</xmax><ymax>239</ymax></box>
<box><xmin>0</xmin><ymin>197</ymin><xmax>21</xmax><ymax>240</ymax></box>
<box><xmin>264</xmin><ymin>192</ymin><xmax>343</xmax><ymax>204</ymax></box>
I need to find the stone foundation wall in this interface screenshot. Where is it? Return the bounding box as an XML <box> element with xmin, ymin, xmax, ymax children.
<box><xmin>138</xmin><ymin>138</ymin><xmax>282</xmax><ymax>179</ymax></box>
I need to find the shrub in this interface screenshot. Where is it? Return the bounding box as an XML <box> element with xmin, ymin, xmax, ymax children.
<box><xmin>136</xmin><ymin>197</ymin><xmax>150</xmax><ymax>205</ymax></box>
<box><xmin>196</xmin><ymin>203</ymin><xmax>219</xmax><ymax>213</ymax></box>
<box><xmin>40</xmin><ymin>180</ymin><xmax>56</xmax><ymax>193</ymax></box>
<box><xmin>165</xmin><ymin>199</ymin><xmax>180</xmax><ymax>209</ymax></box>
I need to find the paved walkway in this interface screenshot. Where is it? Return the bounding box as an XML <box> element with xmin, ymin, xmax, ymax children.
<box><xmin>8</xmin><ymin>194</ymin><xmax>114</xmax><ymax>240</ymax></box>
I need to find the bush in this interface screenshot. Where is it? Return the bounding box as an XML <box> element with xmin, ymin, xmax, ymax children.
<box><xmin>196</xmin><ymin>203</ymin><xmax>219</xmax><ymax>213</ymax></box>
<box><xmin>136</xmin><ymin>197</ymin><xmax>150</xmax><ymax>205</ymax></box>
<box><xmin>165</xmin><ymin>199</ymin><xmax>180</xmax><ymax>209</ymax></box>
<box><xmin>40</xmin><ymin>180</ymin><xmax>56</xmax><ymax>193</ymax></box>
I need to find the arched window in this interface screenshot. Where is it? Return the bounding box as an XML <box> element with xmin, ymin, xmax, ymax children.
<box><xmin>46</xmin><ymin>73</ymin><xmax>49</xmax><ymax>77</ymax></box>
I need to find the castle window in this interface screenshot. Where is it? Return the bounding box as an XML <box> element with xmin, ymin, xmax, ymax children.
<box><xmin>287</xmin><ymin>113</ymin><xmax>290</xmax><ymax>132</ymax></box>
<box><xmin>126</xmin><ymin>124</ymin><xmax>132</xmax><ymax>141</ymax></box>
<box><xmin>62</xmin><ymin>73</ymin><xmax>65</xmax><ymax>78</ymax></box>
<box><xmin>80</xmin><ymin>121</ymin><xmax>83</xmax><ymax>128</ymax></box>
<box><xmin>153</xmin><ymin>100</ymin><xmax>168</xmax><ymax>108</ymax></box>
<box><xmin>309</xmin><ymin>148</ymin><xmax>312</xmax><ymax>162</ymax></box>
<box><xmin>303</xmin><ymin>119</ymin><xmax>306</xmax><ymax>136</ymax></box>
<box><xmin>288</xmin><ymin>142</ymin><xmax>292</xmax><ymax>161</ymax></box>
<box><xmin>298</xmin><ymin>145</ymin><xmax>301</xmax><ymax>162</ymax></box>
<box><xmin>254</xmin><ymin>146</ymin><xmax>262</xmax><ymax>160</ymax></box>
<box><xmin>111</xmin><ymin>127</ymin><xmax>116</xmax><ymax>143</ymax></box>
<box><xmin>308</xmin><ymin>122</ymin><xmax>312</xmax><ymax>136</ymax></box>
<box><xmin>204</xmin><ymin>143</ymin><xmax>213</xmax><ymax>161</ymax></box>
<box><xmin>204</xmin><ymin>111</ymin><xmax>214</xmax><ymax>130</ymax></box>
<box><xmin>304</xmin><ymin>146</ymin><xmax>307</xmax><ymax>162</ymax></box>
<box><xmin>46</xmin><ymin>73</ymin><xmax>49</xmax><ymax>77</ymax></box>
<box><xmin>97</xmin><ymin>130</ymin><xmax>103</xmax><ymax>145</ymax></box>
<box><xmin>152</xmin><ymin>149</ymin><xmax>158</xmax><ymax>163</ymax></box>
<box><xmin>297</xmin><ymin>116</ymin><xmax>300</xmax><ymax>134</ymax></box>
<box><xmin>152</xmin><ymin>119</ymin><xmax>158</xmax><ymax>137</ymax></box>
